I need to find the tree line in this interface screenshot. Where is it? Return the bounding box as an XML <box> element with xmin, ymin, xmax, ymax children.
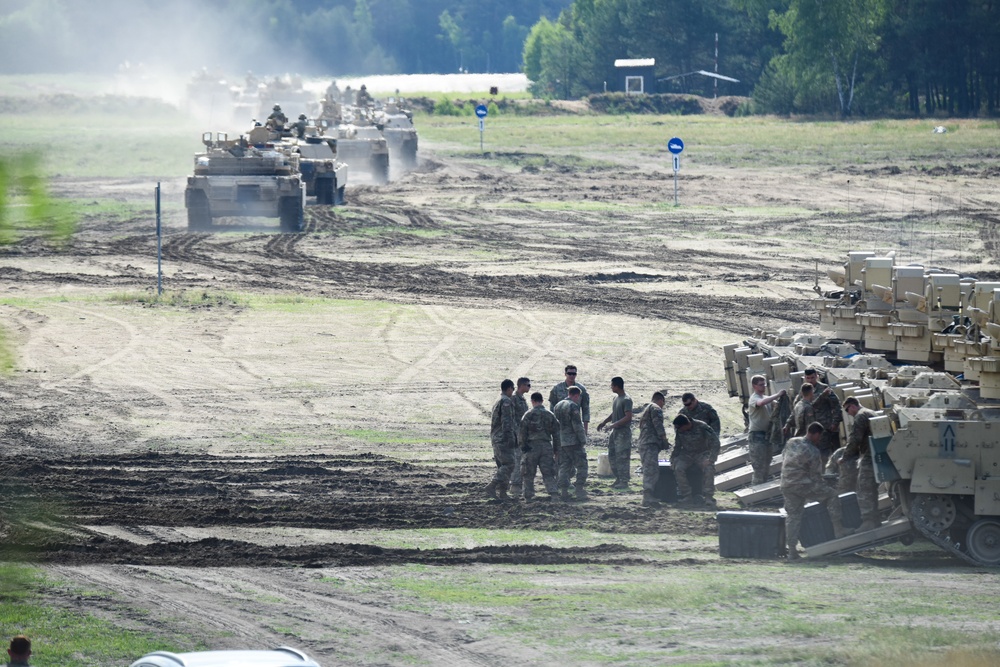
<box><xmin>525</xmin><ymin>0</ymin><xmax>1000</xmax><ymax>117</ymax></box>
<box><xmin>2</xmin><ymin>0</ymin><xmax>997</xmax><ymax>116</ymax></box>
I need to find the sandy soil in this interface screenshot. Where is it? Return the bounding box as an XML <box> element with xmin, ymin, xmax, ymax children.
<box><xmin>3</xmin><ymin>138</ymin><xmax>1000</xmax><ymax>665</ymax></box>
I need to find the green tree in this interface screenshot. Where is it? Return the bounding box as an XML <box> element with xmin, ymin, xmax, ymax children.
<box><xmin>770</xmin><ymin>0</ymin><xmax>890</xmax><ymax>116</ymax></box>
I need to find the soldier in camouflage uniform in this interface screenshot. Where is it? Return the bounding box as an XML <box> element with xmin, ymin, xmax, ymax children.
<box><xmin>671</xmin><ymin>415</ymin><xmax>720</xmax><ymax>508</ymax></box>
<box><xmin>508</xmin><ymin>377</ymin><xmax>532</xmax><ymax>498</ymax></box>
<box><xmin>518</xmin><ymin>392</ymin><xmax>560</xmax><ymax>500</ymax></box>
<box><xmin>844</xmin><ymin>397</ymin><xmax>880</xmax><ymax>531</ymax></box>
<box><xmin>484</xmin><ymin>379</ymin><xmax>517</xmax><ymax>500</ymax></box>
<box><xmin>748</xmin><ymin>375</ymin><xmax>786</xmax><ymax>485</ymax></box>
<box><xmin>637</xmin><ymin>392</ymin><xmax>670</xmax><ymax>507</ymax></box>
<box><xmin>679</xmin><ymin>392</ymin><xmax>720</xmax><ymax>435</ymax></box>
<box><xmin>554</xmin><ymin>386</ymin><xmax>588</xmax><ymax>501</ymax></box>
<box><xmin>549</xmin><ymin>365</ymin><xmax>590</xmax><ymax>434</ymax></box>
<box><xmin>598</xmin><ymin>376</ymin><xmax>633</xmax><ymax>489</ymax></box>
<box><xmin>784</xmin><ymin>383</ymin><xmax>816</xmax><ymax>438</ymax></box>
<box><xmin>781</xmin><ymin>422</ymin><xmax>847</xmax><ymax>559</ymax></box>
<box><xmin>801</xmin><ymin>368</ymin><xmax>842</xmax><ymax>464</ymax></box>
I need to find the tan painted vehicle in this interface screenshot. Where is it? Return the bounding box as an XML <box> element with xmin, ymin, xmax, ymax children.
<box><xmin>377</xmin><ymin>101</ymin><xmax>419</xmax><ymax>171</ymax></box>
<box><xmin>185</xmin><ymin>128</ymin><xmax>305</xmax><ymax>233</ymax></box>
<box><xmin>318</xmin><ymin>106</ymin><xmax>390</xmax><ymax>185</ymax></box>
<box><xmin>723</xmin><ymin>249</ymin><xmax>1000</xmax><ymax>566</ymax></box>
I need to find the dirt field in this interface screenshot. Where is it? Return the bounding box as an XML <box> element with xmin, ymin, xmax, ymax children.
<box><xmin>4</xmin><ymin>129</ymin><xmax>1000</xmax><ymax>666</ymax></box>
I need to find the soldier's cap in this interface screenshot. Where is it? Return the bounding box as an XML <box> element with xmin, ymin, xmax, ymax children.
<box><xmin>273</xmin><ymin>104</ymin><xmax>281</xmax><ymax>110</ymax></box>
<box><xmin>299</xmin><ymin>114</ymin><xmax>307</xmax><ymax>119</ymax></box>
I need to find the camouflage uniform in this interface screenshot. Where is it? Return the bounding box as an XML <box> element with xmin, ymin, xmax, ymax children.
<box><xmin>847</xmin><ymin>407</ymin><xmax>879</xmax><ymax>526</ymax></box>
<box><xmin>489</xmin><ymin>393</ymin><xmax>517</xmax><ymax>491</ymax></box>
<box><xmin>267</xmin><ymin>107</ymin><xmax>288</xmax><ymax>128</ymax></box>
<box><xmin>808</xmin><ymin>383</ymin><xmax>842</xmax><ymax>461</ymax></box>
<box><xmin>608</xmin><ymin>392</ymin><xmax>634</xmax><ymax>485</ymax></box>
<box><xmin>518</xmin><ymin>404</ymin><xmax>561</xmax><ymax>499</ymax></box>
<box><xmin>781</xmin><ymin>436</ymin><xmax>844</xmax><ymax>553</ymax></box>
<box><xmin>554</xmin><ymin>398</ymin><xmax>588</xmax><ymax>497</ymax></box>
<box><xmin>785</xmin><ymin>397</ymin><xmax>815</xmax><ymax>438</ymax></box>
<box><xmin>680</xmin><ymin>401</ymin><xmax>721</xmax><ymax>435</ymax></box>
<box><xmin>826</xmin><ymin>446</ymin><xmax>858</xmax><ymax>494</ymax></box>
<box><xmin>747</xmin><ymin>389</ymin><xmax>772</xmax><ymax>485</ymax></box>
<box><xmin>549</xmin><ymin>381</ymin><xmax>590</xmax><ymax>427</ymax></box>
<box><xmin>637</xmin><ymin>404</ymin><xmax>670</xmax><ymax>500</ymax></box>
<box><xmin>509</xmin><ymin>392</ymin><xmax>530</xmax><ymax>492</ymax></box>
<box><xmin>671</xmin><ymin>419</ymin><xmax>719</xmax><ymax>503</ymax></box>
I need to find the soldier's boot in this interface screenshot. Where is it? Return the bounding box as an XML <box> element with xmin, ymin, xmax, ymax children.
<box><xmin>703</xmin><ymin>496</ymin><xmax>718</xmax><ymax>510</ymax></box>
<box><xmin>484</xmin><ymin>480</ymin><xmax>498</xmax><ymax>499</ymax></box>
<box><xmin>575</xmin><ymin>485</ymin><xmax>588</xmax><ymax>501</ymax></box>
<box><xmin>509</xmin><ymin>484</ymin><xmax>522</xmax><ymax>499</ymax></box>
<box><xmin>559</xmin><ymin>489</ymin><xmax>572</xmax><ymax>502</ymax></box>
<box><xmin>785</xmin><ymin>546</ymin><xmax>801</xmax><ymax>561</ymax></box>
<box><xmin>495</xmin><ymin>482</ymin><xmax>509</xmax><ymax>501</ymax></box>
<box><xmin>522</xmin><ymin>481</ymin><xmax>535</xmax><ymax>501</ymax></box>
<box><xmin>675</xmin><ymin>495</ymin><xmax>690</xmax><ymax>506</ymax></box>
<box><xmin>641</xmin><ymin>491</ymin><xmax>660</xmax><ymax>508</ymax></box>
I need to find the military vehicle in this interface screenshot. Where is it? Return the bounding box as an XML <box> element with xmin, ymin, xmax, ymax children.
<box><xmin>318</xmin><ymin>105</ymin><xmax>390</xmax><ymax>185</ymax></box>
<box><xmin>185</xmin><ymin>128</ymin><xmax>305</xmax><ymax>233</ymax></box>
<box><xmin>276</xmin><ymin>128</ymin><xmax>348</xmax><ymax>206</ymax></box>
<box><xmin>377</xmin><ymin>100</ymin><xmax>419</xmax><ymax>171</ymax></box>
<box><xmin>723</xmin><ymin>249</ymin><xmax>1000</xmax><ymax>566</ymax></box>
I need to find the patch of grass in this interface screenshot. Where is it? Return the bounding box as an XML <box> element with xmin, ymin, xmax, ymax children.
<box><xmin>0</xmin><ymin>324</ymin><xmax>14</xmax><ymax>375</ymax></box>
<box><xmin>105</xmin><ymin>289</ymin><xmax>250</xmax><ymax>309</ymax></box>
<box><xmin>0</xmin><ymin>564</ymin><xmax>197</xmax><ymax>667</ymax></box>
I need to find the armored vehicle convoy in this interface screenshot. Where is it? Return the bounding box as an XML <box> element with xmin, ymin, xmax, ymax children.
<box><xmin>317</xmin><ymin>104</ymin><xmax>390</xmax><ymax>185</ymax></box>
<box><xmin>185</xmin><ymin>128</ymin><xmax>305</xmax><ymax>233</ymax></box>
<box><xmin>278</xmin><ymin>133</ymin><xmax>348</xmax><ymax>206</ymax></box>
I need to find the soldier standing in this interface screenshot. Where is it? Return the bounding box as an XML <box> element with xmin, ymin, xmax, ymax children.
<box><xmin>637</xmin><ymin>392</ymin><xmax>670</xmax><ymax>507</ymax></box>
<box><xmin>266</xmin><ymin>104</ymin><xmax>288</xmax><ymax>129</ymax></box>
<box><xmin>801</xmin><ymin>368</ymin><xmax>842</xmax><ymax>463</ymax></box>
<box><xmin>356</xmin><ymin>84</ymin><xmax>374</xmax><ymax>106</ymax></box>
<box><xmin>517</xmin><ymin>392</ymin><xmax>560</xmax><ymax>500</ymax></box>
<box><xmin>679</xmin><ymin>392</ymin><xmax>721</xmax><ymax>435</ymax></box>
<box><xmin>508</xmin><ymin>377</ymin><xmax>531</xmax><ymax>498</ymax></box>
<box><xmin>781</xmin><ymin>422</ymin><xmax>848</xmax><ymax>559</ymax></box>
<box><xmin>671</xmin><ymin>415</ymin><xmax>720</xmax><ymax>508</ymax></box>
<box><xmin>598</xmin><ymin>376</ymin><xmax>633</xmax><ymax>489</ymax></box>
<box><xmin>784</xmin><ymin>383</ymin><xmax>816</xmax><ymax>438</ymax></box>
<box><xmin>549</xmin><ymin>365</ymin><xmax>590</xmax><ymax>434</ymax></box>
<box><xmin>844</xmin><ymin>397</ymin><xmax>880</xmax><ymax>531</ymax></box>
<box><xmin>748</xmin><ymin>375</ymin><xmax>786</xmax><ymax>485</ymax></box>
<box><xmin>554</xmin><ymin>386</ymin><xmax>588</xmax><ymax>501</ymax></box>
<box><xmin>292</xmin><ymin>114</ymin><xmax>308</xmax><ymax>139</ymax></box>
<box><xmin>484</xmin><ymin>379</ymin><xmax>517</xmax><ymax>500</ymax></box>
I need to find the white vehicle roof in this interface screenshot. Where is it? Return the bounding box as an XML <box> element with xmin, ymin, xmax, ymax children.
<box><xmin>129</xmin><ymin>647</ymin><xmax>321</xmax><ymax>667</ymax></box>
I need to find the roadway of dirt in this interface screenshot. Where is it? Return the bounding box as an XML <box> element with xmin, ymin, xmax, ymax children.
<box><xmin>3</xmin><ymin>137</ymin><xmax>1000</xmax><ymax>665</ymax></box>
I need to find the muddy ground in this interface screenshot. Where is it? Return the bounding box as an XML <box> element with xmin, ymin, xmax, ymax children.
<box><xmin>3</xmin><ymin>136</ymin><xmax>1000</xmax><ymax>665</ymax></box>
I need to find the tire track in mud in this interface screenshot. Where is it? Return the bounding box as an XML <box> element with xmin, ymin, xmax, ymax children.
<box><xmin>48</xmin><ymin>565</ymin><xmax>541</xmax><ymax>667</ymax></box>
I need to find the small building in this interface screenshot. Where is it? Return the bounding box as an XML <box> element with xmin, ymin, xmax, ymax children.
<box><xmin>614</xmin><ymin>58</ymin><xmax>656</xmax><ymax>95</ymax></box>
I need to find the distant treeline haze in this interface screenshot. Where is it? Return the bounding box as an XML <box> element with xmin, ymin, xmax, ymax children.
<box><xmin>1</xmin><ymin>0</ymin><xmax>996</xmax><ymax>116</ymax></box>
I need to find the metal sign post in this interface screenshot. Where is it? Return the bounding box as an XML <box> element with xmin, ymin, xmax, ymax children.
<box><xmin>155</xmin><ymin>182</ymin><xmax>163</xmax><ymax>296</ymax></box>
<box><xmin>667</xmin><ymin>137</ymin><xmax>684</xmax><ymax>206</ymax></box>
<box><xmin>475</xmin><ymin>104</ymin><xmax>488</xmax><ymax>153</ymax></box>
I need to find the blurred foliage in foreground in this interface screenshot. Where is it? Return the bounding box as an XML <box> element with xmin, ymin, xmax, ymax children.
<box><xmin>0</xmin><ymin>153</ymin><xmax>76</xmax><ymax>246</ymax></box>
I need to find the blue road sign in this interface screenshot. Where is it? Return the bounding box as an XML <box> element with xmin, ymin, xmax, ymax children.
<box><xmin>668</xmin><ymin>137</ymin><xmax>684</xmax><ymax>154</ymax></box>
<box><xmin>475</xmin><ymin>104</ymin><xmax>488</xmax><ymax>118</ymax></box>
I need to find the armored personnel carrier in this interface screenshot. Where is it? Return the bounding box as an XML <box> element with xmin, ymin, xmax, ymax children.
<box><xmin>723</xmin><ymin>249</ymin><xmax>1000</xmax><ymax>566</ymax></box>
<box><xmin>185</xmin><ymin>128</ymin><xmax>305</xmax><ymax>233</ymax></box>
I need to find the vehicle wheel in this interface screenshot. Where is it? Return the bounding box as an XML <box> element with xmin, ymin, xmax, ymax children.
<box><xmin>279</xmin><ymin>196</ymin><xmax>303</xmax><ymax>233</ymax></box>
<box><xmin>910</xmin><ymin>493</ymin><xmax>957</xmax><ymax>533</ymax></box>
<box><xmin>186</xmin><ymin>190</ymin><xmax>212</xmax><ymax>231</ymax></box>
<box><xmin>966</xmin><ymin>518</ymin><xmax>1000</xmax><ymax>565</ymax></box>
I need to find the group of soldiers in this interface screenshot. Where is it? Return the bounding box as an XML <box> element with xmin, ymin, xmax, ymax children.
<box><xmin>484</xmin><ymin>365</ymin><xmax>722</xmax><ymax>508</ymax></box>
<box><xmin>750</xmin><ymin>368</ymin><xmax>883</xmax><ymax>559</ymax></box>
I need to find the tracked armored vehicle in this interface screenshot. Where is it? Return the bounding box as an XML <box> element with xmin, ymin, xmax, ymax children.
<box><xmin>277</xmin><ymin>132</ymin><xmax>348</xmax><ymax>206</ymax></box>
<box><xmin>185</xmin><ymin>129</ymin><xmax>305</xmax><ymax>233</ymax></box>
<box><xmin>723</xmin><ymin>249</ymin><xmax>1000</xmax><ymax>566</ymax></box>
<box><xmin>377</xmin><ymin>101</ymin><xmax>418</xmax><ymax>171</ymax></box>
<box><xmin>318</xmin><ymin>105</ymin><xmax>390</xmax><ymax>185</ymax></box>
